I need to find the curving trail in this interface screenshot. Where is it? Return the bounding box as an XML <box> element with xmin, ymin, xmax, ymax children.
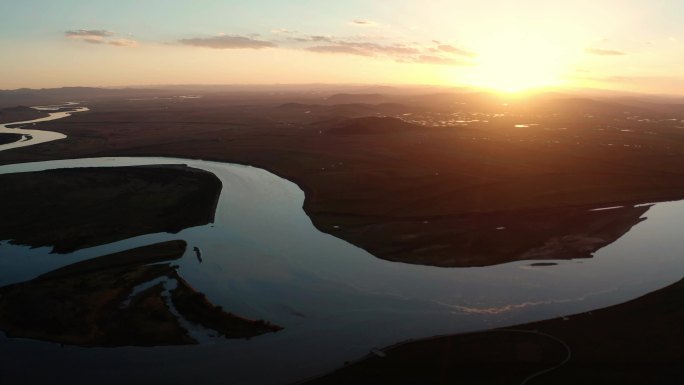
<box><xmin>497</xmin><ymin>329</ymin><xmax>572</xmax><ymax>385</ymax></box>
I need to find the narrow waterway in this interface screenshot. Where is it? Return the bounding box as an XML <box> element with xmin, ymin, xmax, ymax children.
<box><xmin>0</xmin><ymin>102</ymin><xmax>88</xmax><ymax>151</ymax></box>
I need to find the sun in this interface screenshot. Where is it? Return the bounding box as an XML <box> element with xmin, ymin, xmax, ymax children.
<box><xmin>463</xmin><ymin>32</ymin><xmax>572</xmax><ymax>93</ymax></box>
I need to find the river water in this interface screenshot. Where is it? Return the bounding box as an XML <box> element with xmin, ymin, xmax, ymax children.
<box><xmin>0</xmin><ymin>102</ymin><xmax>89</xmax><ymax>151</ymax></box>
<box><xmin>0</xmin><ymin>107</ymin><xmax>682</xmax><ymax>384</ymax></box>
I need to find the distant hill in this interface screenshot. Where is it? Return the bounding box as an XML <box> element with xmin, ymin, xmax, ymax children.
<box><xmin>326</xmin><ymin>116</ymin><xmax>422</xmax><ymax>135</ymax></box>
<box><xmin>0</xmin><ymin>87</ymin><xmax>168</xmax><ymax>108</ymax></box>
<box><xmin>326</xmin><ymin>93</ymin><xmax>391</xmax><ymax>104</ymax></box>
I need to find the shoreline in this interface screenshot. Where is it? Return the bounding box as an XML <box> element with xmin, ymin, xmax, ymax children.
<box><xmin>0</xmin><ymin>133</ymin><xmax>24</xmax><ymax>145</ymax></box>
<box><xmin>301</xmin><ymin>276</ymin><xmax>684</xmax><ymax>385</ymax></box>
<box><xmin>0</xmin><ymin>165</ymin><xmax>223</xmax><ymax>253</ymax></box>
<box><xmin>0</xmin><ymin>106</ymin><xmax>48</xmax><ymax>124</ymax></box>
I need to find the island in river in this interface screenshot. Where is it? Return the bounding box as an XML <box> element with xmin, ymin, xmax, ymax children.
<box><xmin>0</xmin><ymin>240</ymin><xmax>282</xmax><ymax>347</ymax></box>
<box><xmin>0</xmin><ymin>165</ymin><xmax>222</xmax><ymax>253</ymax></box>
<box><xmin>0</xmin><ymin>133</ymin><xmax>25</xmax><ymax>145</ymax></box>
<box><xmin>0</xmin><ymin>164</ymin><xmax>281</xmax><ymax>346</ymax></box>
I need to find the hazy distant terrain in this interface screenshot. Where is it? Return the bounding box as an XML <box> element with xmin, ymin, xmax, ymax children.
<box><xmin>2</xmin><ymin>87</ymin><xmax>684</xmax><ymax>267</ymax></box>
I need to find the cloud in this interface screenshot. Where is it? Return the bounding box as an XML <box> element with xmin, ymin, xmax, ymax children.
<box><xmin>65</xmin><ymin>29</ymin><xmax>114</xmax><ymax>38</ymax></box>
<box><xmin>290</xmin><ymin>35</ymin><xmax>334</xmax><ymax>43</ymax></box>
<box><xmin>108</xmin><ymin>39</ymin><xmax>138</xmax><ymax>47</ymax></box>
<box><xmin>585</xmin><ymin>48</ymin><xmax>625</xmax><ymax>56</ymax></box>
<box><xmin>438</xmin><ymin>44</ymin><xmax>476</xmax><ymax>57</ymax></box>
<box><xmin>306</xmin><ymin>40</ymin><xmax>420</xmax><ymax>57</ymax></box>
<box><xmin>307</xmin><ymin>45</ymin><xmax>370</xmax><ymax>56</ymax></box>
<box><xmin>351</xmin><ymin>19</ymin><xmax>378</xmax><ymax>27</ymax></box>
<box><xmin>272</xmin><ymin>29</ymin><xmax>296</xmax><ymax>34</ymax></box>
<box><xmin>82</xmin><ymin>37</ymin><xmax>106</xmax><ymax>44</ymax></box>
<box><xmin>306</xmin><ymin>40</ymin><xmax>422</xmax><ymax>58</ymax></box>
<box><xmin>179</xmin><ymin>35</ymin><xmax>276</xmax><ymax>49</ymax></box>
<box><xmin>573</xmin><ymin>75</ymin><xmax>633</xmax><ymax>83</ymax></box>
<box><xmin>289</xmin><ymin>33</ymin><xmax>473</xmax><ymax>66</ymax></box>
<box><xmin>305</xmin><ymin>41</ymin><xmax>471</xmax><ymax>66</ymax></box>
<box><xmin>65</xmin><ymin>29</ymin><xmax>138</xmax><ymax>47</ymax></box>
<box><xmin>294</xmin><ymin>36</ymin><xmax>418</xmax><ymax>55</ymax></box>
<box><xmin>344</xmin><ymin>41</ymin><xmax>420</xmax><ymax>56</ymax></box>
<box><xmin>178</xmin><ymin>29</ymin><xmax>473</xmax><ymax>66</ymax></box>
<box><xmin>414</xmin><ymin>55</ymin><xmax>468</xmax><ymax>66</ymax></box>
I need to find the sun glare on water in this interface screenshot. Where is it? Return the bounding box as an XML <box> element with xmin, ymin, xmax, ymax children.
<box><xmin>463</xmin><ymin>32</ymin><xmax>573</xmax><ymax>93</ymax></box>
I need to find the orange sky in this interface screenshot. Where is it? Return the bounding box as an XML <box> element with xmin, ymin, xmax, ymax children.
<box><xmin>1</xmin><ymin>0</ymin><xmax>683</xmax><ymax>94</ymax></box>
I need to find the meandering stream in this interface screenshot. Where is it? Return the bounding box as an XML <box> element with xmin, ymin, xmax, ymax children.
<box><xmin>0</xmin><ymin>102</ymin><xmax>89</xmax><ymax>151</ymax></box>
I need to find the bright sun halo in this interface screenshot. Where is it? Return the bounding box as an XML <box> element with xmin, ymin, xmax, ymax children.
<box><xmin>464</xmin><ymin>33</ymin><xmax>570</xmax><ymax>93</ymax></box>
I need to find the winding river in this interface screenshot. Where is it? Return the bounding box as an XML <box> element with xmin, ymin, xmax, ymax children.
<box><xmin>0</xmin><ymin>105</ymin><xmax>683</xmax><ymax>384</ymax></box>
<box><xmin>0</xmin><ymin>102</ymin><xmax>89</xmax><ymax>151</ymax></box>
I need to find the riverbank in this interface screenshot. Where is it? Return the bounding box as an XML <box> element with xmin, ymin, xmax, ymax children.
<box><xmin>0</xmin><ymin>133</ymin><xmax>23</xmax><ymax>145</ymax></box>
<box><xmin>302</xmin><ymin>276</ymin><xmax>684</xmax><ymax>385</ymax></box>
<box><xmin>0</xmin><ymin>106</ymin><xmax>47</xmax><ymax>124</ymax></box>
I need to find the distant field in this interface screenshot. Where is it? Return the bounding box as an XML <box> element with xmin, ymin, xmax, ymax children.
<box><xmin>2</xmin><ymin>92</ymin><xmax>684</xmax><ymax>267</ymax></box>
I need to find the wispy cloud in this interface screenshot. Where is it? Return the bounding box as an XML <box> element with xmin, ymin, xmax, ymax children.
<box><xmin>312</xmin><ymin>41</ymin><xmax>420</xmax><ymax>56</ymax></box>
<box><xmin>65</xmin><ymin>29</ymin><xmax>138</xmax><ymax>47</ymax></box>
<box><xmin>290</xmin><ymin>35</ymin><xmax>334</xmax><ymax>43</ymax></box>
<box><xmin>413</xmin><ymin>55</ymin><xmax>469</xmax><ymax>66</ymax></box>
<box><xmin>290</xmin><ymin>34</ymin><xmax>472</xmax><ymax>66</ymax></box>
<box><xmin>572</xmin><ymin>75</ymin><xmax>634</xmax><ymax>83</ymax></box>
<box><xmin>65</xmin><ymin>29</ymin><xmax>114</xmax><ymax>38</ymax></box>
<box><xmin>351</xmin><ymin>19</ymin><xmax>378</xmax><ymax>27</ymax></box>
<box><xmin>107</xmin><ymin>39</ymin><xmax>138</xmax><ymax>47</ymax></box>
<box><xmin>307</xmin><ymin>45</ymin><xmax>369</xmax><ymax>56</ymax></box>
<box><xmin>585</xmin><ymin>48</ymin><xmax>625</xmax><ymax>56</ymax></box>
<box><xmin>305</xmin><ymin>40</ymin><xmax>418</xmax><ymax>58</ymax></box>
<box><xmin>179</xmin><ymin>35</ymin><xmax>276</xmax><ymax>49</ymax></box>
<box><xmin>437</xmin><ymin>44</ymin><xmax>477</xmax><ymax>57</ymax></box>
<box><xmin>178</xmin><ymin>29</ymin><xmax>473</xmax><ymax>66</ymax></box>
<box><xmin>271</xmin><ymin>29</ymin><xmax>296</xmax><ymax>35</ymax></box>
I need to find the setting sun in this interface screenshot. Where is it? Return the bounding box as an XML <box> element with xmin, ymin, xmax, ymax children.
<box><xmin>464</xmin><ymin>32</ymin><xmax>573</xmax><ymax>93</ymax></box>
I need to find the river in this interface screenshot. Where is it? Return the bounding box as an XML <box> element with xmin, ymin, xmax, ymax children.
<box><xmin>0</xmin><ymin>102</ymin><xmax>89</xmax><ymax>151</ymax></box>
<box><xmin>0</xmin><ymin>106</ymin><xmax>682</xmax><ymax>384</ymax></box>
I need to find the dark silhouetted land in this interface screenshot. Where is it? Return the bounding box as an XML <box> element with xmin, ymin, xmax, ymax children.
<box><xmin>0</xmin><ymin>106</ymin><xmax>48</xmax><ymax>124</ymax></box>
<box><xmin>302</xmin><ymin>277</ymin><xmax>684</xmax><ymax>385</ymax></box>
<box><xmin>0</xmin><ymin>133</ymin><xmax>23</xmax><ymax>145</ymax></box>
<box><xmin>0</xmin><ymin>165</ymin><xmax>222</xmax><ymax>253</ymax></box>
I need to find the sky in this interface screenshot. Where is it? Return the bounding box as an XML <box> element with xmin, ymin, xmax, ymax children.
<box><xmin>1</xmin><ymin>0</ymin><xmax>683</xmax><ymax>94</ymax></box>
